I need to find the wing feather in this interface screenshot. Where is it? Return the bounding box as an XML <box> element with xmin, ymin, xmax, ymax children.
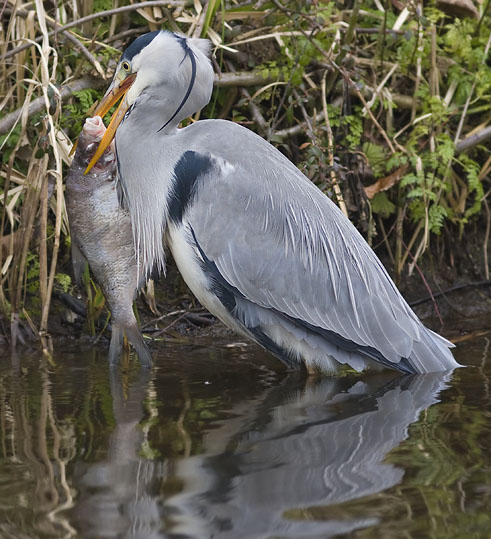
<box><xmin>181</xmin><ymin>134</ymin><xmax>457</xmax><ymax>371</ymax></box>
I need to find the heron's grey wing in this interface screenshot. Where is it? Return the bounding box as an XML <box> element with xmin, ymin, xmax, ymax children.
<box><xmin>184</xmin><ymin>147</ymin><xmax>456</xmax><ymax>373</ymax></box>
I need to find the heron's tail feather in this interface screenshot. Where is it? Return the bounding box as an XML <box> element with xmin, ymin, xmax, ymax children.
<box><xmin>407</xmin><ymin>327</ymin><xmax>460</xmax><ymax>373</ymax></box>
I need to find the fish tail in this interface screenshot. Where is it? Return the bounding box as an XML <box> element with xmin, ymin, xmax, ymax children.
<box><xmin>125</xmin><ymin>324</ymin><xmax>153</xmax><ymax>367</ymax></box>
<box><xmin>109</xmin><ymin>325</ymin><xmax>124</xmax><ymax>366</ymax></box>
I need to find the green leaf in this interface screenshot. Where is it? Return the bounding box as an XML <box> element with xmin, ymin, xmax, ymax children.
<box><xmin>93</xmin><ymin>287</ymin><xmax>106</xmax><ymax>310</ymax></box>
<box><xmin>371</xmin><ymin>192</ymin><xmax>396</xmax><ymax>217</ymax></box>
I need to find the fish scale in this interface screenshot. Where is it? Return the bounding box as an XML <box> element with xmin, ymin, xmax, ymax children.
<box><xmin>65</xmin><ymin>117</ymin><xmax>151</xmax><ymax>366</ymax></box>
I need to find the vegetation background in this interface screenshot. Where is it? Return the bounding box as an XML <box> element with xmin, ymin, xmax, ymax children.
<box><xmin>1</xmin><ymin>0</ymin><xmax>490</xmax><ymax>350</ymax></box>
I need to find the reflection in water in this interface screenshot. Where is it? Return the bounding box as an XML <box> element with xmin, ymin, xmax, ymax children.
<box><xmin>168</xmin><ymin>373</ymin><xmax>450</xmax><ymax>538</ymax></box>
<box><xmin>71</xmin><ymin>368</ymin><xmax>160</xmax><ymax>538</ymax></box>
<box><xmin>66</xmin><ymin>358</ymin><xmax>450</xmax><ymax>538</ymax></box>
<box><xmin>0</xmin><ymin>355</ymin><xmax>77</xmax><ymax>538</ymax></box>
<box><xmin>3</xmin><ymin>339</ymin><xmax>490</xmax><ymax>539</ymax></box>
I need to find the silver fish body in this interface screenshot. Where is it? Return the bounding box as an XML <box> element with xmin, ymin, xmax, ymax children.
<box><xmin>65</xmin><ymin>117</ymin><xmax>151</xmax><ymax>366</ymax></box>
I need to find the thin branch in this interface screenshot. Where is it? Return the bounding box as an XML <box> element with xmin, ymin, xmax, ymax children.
<box><xmin>4</xmin><ymin>6</ymin><xmax>105</xmax><ymax>75</ymax></box>
<box><xmin>274</xmin><ymin>111</ymin><xmax>324</xmax><ymax>139</ymax></box>
<box><xmin>403</xmin><ymin>241</ymin><xmax>444</xmax><ymax>327</ymax></box>
<box><xmin>228</xmin><ymin>58</ymin><xmax>270</xmax><ymax>135</ymax></box>
<box><xmin>0</xmin><ymin>77</ymin><xmax>106</xmax><ymax>136</ymax></box>
<box><xmin>0</xmin><ymin>71</ymin><xmax>280</xmax><ymax>136</ymax></box>
<box><xmin>241</xmin><ymin>87</ymin><xmax>270</xmax><ymax>136</ymax></box>
<box><xmin>215</xmin><ymin>70</ymin><xmax>280</xmax><ymax>87</ymax></box>
<box><xmin>342</xmin><ymin>69</ymin><xmax>397</xmax><ymax>154</ymax></box>
<box><xmin>58</xmin><ymin>29</ymin><xmax>106</xmax><ymax>79</ymax></box>
<box><xmin>321</xmin><ymin>71</ymin><xmax>348</xmax><ymax>217</ymax></box>
<box><xmin>484</xmin><ymin>198</ymin><xmax>490</xmax><ymax>280</ymax></box>
<box><xmin>454</xmin><ymin>31</ymin><xmax>491</xmax><ymax>145</ymax></box>
<box><xmin>292</xmin><ymin>89</ymin><xmax>316</xmax><ymax>143</ymax></box>
<box><xmin>409</xmin><ymin>280</ymin><xmax>491</xmax><ymax>307</ymax></box>
<box><xmin>456</xmin><ymin>125</ymin><xmax>491</xmax><ymax>153</ymax></box>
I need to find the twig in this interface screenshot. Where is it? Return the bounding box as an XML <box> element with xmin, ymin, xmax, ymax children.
<box><xmin>411</xmin><ymin>6</ymin><xmax>423</xmax><ymax>124</ymax></box>
<box><xmin>153</xmin><ymin>313</ymin><xmax>188</xmax><ymax>337</ymax></box>
<box><xmin>0</xmin><ymin>77</ymin><xmax>106</xmax><ymax>136</ymax></box>
<box><xmin>215</xmin><ymin>70</ymin><xmax>280</xmax><ymax>87</ymax></box>
<box><xmin>409</xmin><ymin>280</ymin><xmax>491</xmax><ymax>307</ymax></box>
<box><xmin>58</xmin><ymin>29</ymin><xmax>106</xmax><ymax>79</ymax></box>
<box><xmin>456</xmin><ymin>126</ymin><xmax>491</xmax><ymax>154</ymax></box>
<box><xmin>274</xmin><ymin>111</ymin><xmax>324</xmax><ymax>139</ymax></box>
<box><xmin>337</xmin><ymin>0</ymin><xmax>361</xmax><ymax>65</ymax></box>
<box><xmin>400</xmin><ymin>220</ymin><xmax>423</xmax><ymax>270</ymax></box>
<box><xmin>292</xmin><ymin>89</ymin><xmax>316</xmax><ymax>143</ymax></box>
<box><xmin>352</xmin><ymin>27</ymin><xmax>404</xmax><ymax>35</ymax></box>
<box><xmin>403</xmin><ymin>241</ymin><xmax>444</xmax><ymax>327</ymax></box>
<box><xmin>0</xmin><ymin>71</ymin><xmax>280</xmax><ymax>137</ymax></box>
<box><xmin>377</xmin><ymin>215</ymin><xmax>396</xmax><ymax>266</ymax></box>
<box><xmin>454</xmin><ymin>32</ymin><xmax>491</xmax><ymax>145</ymax></box>
<box><xmin>103</xmin><ymin>26</ymin><xmax>148</xmax><ymax>44</ymax></box>
<box><xmin>193</xmin><ymin>0</ymin><xmax>209</xmax><ymax>38</ymax></box>
<box><xmin>241</xmin><ymin>87</ymin><xmax>269</xmax><ymax>136</ymax></box>
<box><xmin>484</xmin><ymin>198</ymin><xmax>490</xmax><ymax>280</ymax></box>
<box><xmin>321</xmin><ymin>71</ymin><xmax>348</xmax><ymax>217</ymax></box>
<box><xmin>6</xmin><ymin>6</ymin><xmax>105</xmax><ymax>76</ymax></box>
<box><xmin>227</xmin><ymin>59</ymin><xmax>270</xmax><ymax>136</ymax></box>
<box><xmin>141</xmin><ymin>309</ymin><xmax>187</xmax><ymax>330</ymax></box>
<box><xmin>271</xmin><ymin>0</ymin><xmax>323</xmax><ymax>30</ymax></box>
<box><xmin>343</xmin><ymin>69</ymin><xmax>397</xmax><ymax>154</ymax></box>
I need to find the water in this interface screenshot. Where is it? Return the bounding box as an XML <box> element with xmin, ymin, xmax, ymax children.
<box><xmin>0</xmin><ymin>327</ymin><xmax>490</xmax><ymax>538</ymax></box>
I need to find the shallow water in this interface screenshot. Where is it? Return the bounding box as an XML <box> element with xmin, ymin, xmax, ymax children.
<box><xmin>0</xmin><ymin>328</ymin><xmax>490</xmax><ymax>538</ymax></box>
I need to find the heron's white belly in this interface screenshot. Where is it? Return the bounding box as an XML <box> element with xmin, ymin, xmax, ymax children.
<box><xmin>166</xmin><ymin>224</ymin><xmax>376</xmax><ymax>374</ymax></box>
<box><xmin>166</xmin><ymin>223</ymin><xmax>245</xmax><ymax>335</ymax></box>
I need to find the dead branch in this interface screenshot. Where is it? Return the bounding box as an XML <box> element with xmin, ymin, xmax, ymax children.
<box><xmin>215</xmin><ymin>71</ymin><xmax>280</xmax><ymax>87</ymax></box>
<box><xmin>409</xmin><ymin>280</ymin><xmax>491</xmax><ymax>307</ymax></box>
<box><xmin>0</xmin><ymin>71</ymin><xmax>282</xmax><ymax>137</ymax></box>
<box><xmin>0</xmin><ymin>77</ymin><xmax>106</xmax><ymax>136</ymax></box>
<box><xmin>456</xmin><ymin>126</ymin><xmax>491</xmax><ymax>153</ymax></box>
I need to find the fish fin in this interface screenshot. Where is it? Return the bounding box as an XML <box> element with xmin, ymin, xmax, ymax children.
<box><xmin>108</xmin><ymin>322</ymin><xmax>152</xmax><ymax>367</ymax></box>
<box><xmin>125</xmin><ymin>324</ymin><xmax>152</xmax><ymax>367</ymax></box>
<box><xmin>71</xmin><ymin>242</ymin><xmax>88</xmax><ymax>287</ymax></box>
<box><xmin>117</xmin><ymin>179</ymin><xmax>128</xmax><ymax>210</ymax></box>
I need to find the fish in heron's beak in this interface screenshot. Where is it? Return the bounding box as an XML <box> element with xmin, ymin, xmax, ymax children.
<box><xmin>84</xmin><ymin>72</ymin><xmax>136</xmax><ymax>174</ymax></box>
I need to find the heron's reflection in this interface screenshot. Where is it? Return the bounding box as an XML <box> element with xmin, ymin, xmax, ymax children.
<box><xmin>170</xmin><ymin>372</ymin><xmax>451</xmax><ymax>538</ymax></box>
<box><xmin>70</xmin><ymin>365</ymin><xmax>451</xmax><ymax>538</ymax></box>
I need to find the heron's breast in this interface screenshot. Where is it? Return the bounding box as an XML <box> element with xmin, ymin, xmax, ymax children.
<box><xmin>166</xmin><ymin>222</ymin><xmax>240</xmax><ymax>332</ymax></box>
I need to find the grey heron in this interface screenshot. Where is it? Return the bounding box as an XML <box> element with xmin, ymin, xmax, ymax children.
<box><xmin>86</xmin><ymin>30</ymin><xmax>459</xmax><ymax>374</ymax></box>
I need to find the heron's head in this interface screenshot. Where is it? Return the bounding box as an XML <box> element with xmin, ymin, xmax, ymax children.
<box><xmin>85</xmin><ymin>31</ymin><xmax>213</xmax><ymax>174</ymax></box>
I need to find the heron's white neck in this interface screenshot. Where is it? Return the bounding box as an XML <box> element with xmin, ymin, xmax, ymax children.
<box><xmin>116</xmin><ymin>115</ymin><xmax>181</xmax><ymax>276</ymax></box>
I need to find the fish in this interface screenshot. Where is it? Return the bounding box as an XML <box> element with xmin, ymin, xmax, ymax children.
<box><xmin>65</xmin><ymin>116</ymin><xmax>152</xmax><ymax>366</ymax></box>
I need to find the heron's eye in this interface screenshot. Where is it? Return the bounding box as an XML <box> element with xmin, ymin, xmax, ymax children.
<box><xmin>121</xmin><ymin>60</ymin><xmax>131</xmax><ymax>72</ymax></box>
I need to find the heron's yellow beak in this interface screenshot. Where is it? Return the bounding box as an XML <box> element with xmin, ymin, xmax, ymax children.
<box><xmin>84</xmin><ymin>72</ymin><xmax>136</xmax><ymax>174</ymax></box>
